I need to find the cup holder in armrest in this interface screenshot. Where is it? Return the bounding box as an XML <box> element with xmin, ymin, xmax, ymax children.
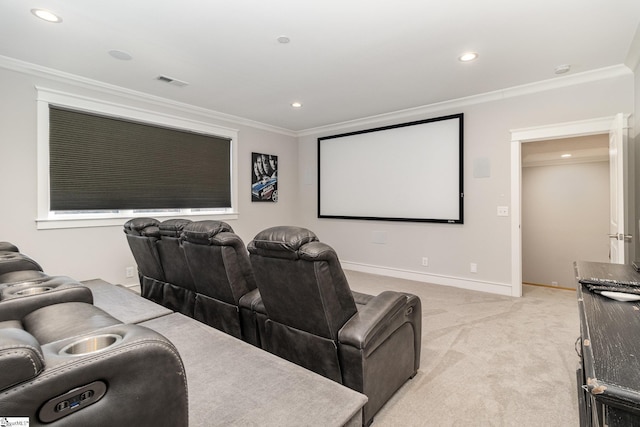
<box><xmin>59</xmin><ymin>334</ymin><xmax>123</xmax><ymax>356</ymax></box>
<box><xmin>14</xmin><ymin>286</ymin><xmax>53</xmax><ymax>296</ymax></box>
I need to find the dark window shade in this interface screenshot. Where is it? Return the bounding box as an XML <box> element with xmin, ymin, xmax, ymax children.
<box><xmin>49</xmin><ymin>106</ymin><xmax>231</xmax><ymax>211</ymax></box>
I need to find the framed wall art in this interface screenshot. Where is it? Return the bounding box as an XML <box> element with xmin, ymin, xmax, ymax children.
<box><xmin>251</xmin><ymin>152</ymin><xmax>278</xmax><ymax>202</ymax></box>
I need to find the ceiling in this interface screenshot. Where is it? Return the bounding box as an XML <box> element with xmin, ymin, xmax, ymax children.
<box><xmin>521</xmin><ymin>134</ymin><xmax>609</xmax><ymax>167</ymax></box>
<box><xmin>1</xmin><ymin>1</ymin><xmax>639</xmax><ymax>132</ymax></box>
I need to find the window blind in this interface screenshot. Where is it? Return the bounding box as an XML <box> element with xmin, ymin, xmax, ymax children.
<box><xmin>49</xmin><ymin>106</ymin><xmax>231</xmax><ymax>211</ymax></box>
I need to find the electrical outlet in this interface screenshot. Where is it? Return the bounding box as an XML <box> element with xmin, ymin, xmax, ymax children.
<box><xmin>421</xmin><ymin>257</ymin><xmax>429</xmax><ymax>267</ymax></box>
<box><xmin>497</xmin><ymin>206</ymin><xmax>509</xmax><ymax>217</ymax></box>
<box><xmin>470</xmin><ymin>263</ymin><xmax>478</xmax><ymax>273</ymax></box>
<box><xmin>125</xmin><ymin>266</ymin><xmax>135</xmax><ymax>278</ymax></box>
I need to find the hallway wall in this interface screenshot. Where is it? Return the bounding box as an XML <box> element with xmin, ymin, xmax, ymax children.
<box><xmin>522</xmin><ymin>160</ymin><xmax>610</xmax><ymax>288</ymax></box>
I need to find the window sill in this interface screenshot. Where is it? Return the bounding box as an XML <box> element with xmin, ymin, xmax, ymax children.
<box><xmin>36</xmin><ymin>212</ymin><xmax>239</xmax><ymax>230</ymax></box>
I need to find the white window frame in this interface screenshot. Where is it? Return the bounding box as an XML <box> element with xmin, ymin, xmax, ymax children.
<box><xmin>36</xmin><ymin>88</ymin><xmax>239</xmax><ymax>230</ymax></box>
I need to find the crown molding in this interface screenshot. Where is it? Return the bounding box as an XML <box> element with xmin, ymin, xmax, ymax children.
<box><xmin>625</xmin><ymin>23</ymin><xmax>640</xmax><ymax>72</ymax></box>
<box><xmin>0</xmin><ymin>55</ymin><xmax>297</xmax><ymax>137</ymax></box>
<box><xmin>297</xmin><ymin>64</ymin><xmax>632</xmax><ymax>137</ymax></box>
<box><xmin>0</xmin><ymin>54</ymin><xmax>631</xmax><ymax>140</ymax></box>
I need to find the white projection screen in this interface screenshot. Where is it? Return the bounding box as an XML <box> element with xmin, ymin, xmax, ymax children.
<box><xmin>318</xmin><ymin>114</ymin><xmax>463</xmax><ymax>223</ymax></box>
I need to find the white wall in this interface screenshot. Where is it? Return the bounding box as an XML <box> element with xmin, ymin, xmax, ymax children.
<box><xmin>0</xmin><ymin>65</ymin><xmax>299</xmax><ymax>286</ymax></box>
<box><xmin>635</xmin><ymin>59</ymin><xmax>640</xmax><ymax>259</ymax></box>
<box><xmin>1</xmin><ymin>62</ymin><xmax>636</xmax><ymax>295</ymax></box>
<box><xmin>522</xmin><ymin>161</ymin><xmax>610</xmax><ymax>288</ymax></box>
<box><xmin>297</xmin><ymin>71</ymin><xmax>635</xmax><ymax>296</ymax></box>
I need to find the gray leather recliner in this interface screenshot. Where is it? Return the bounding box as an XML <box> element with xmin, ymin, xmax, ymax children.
<box><xmin>0</xmin><ymin>245</ymin><xmax>43</xmax><ymax>276</ymax></box>
<box><xmin>123</xmin><ymin>217</ymin><xmax>165</xmax><ymax>303</ymax></box>
<box><xmin>182</xmin><ymin>220</ymin><xmax>262</xmax><ymax>345</ymax></box>
<box><xmin>0</xmin><ymin>317</ymin><xmax>189</xmax><ymax>426</ymax></box>
<box><xmin>247</xmin><ymin>226</ymin><xmax>422</xmax><ymax>427</ymax></box>
<box><xmin>156</xmin><ymin>218</ymin><xmax>197</xmax><ymax>316</ymax></box>
<box><xmin>0</xmin><ymin>271</ymin><xmax>188</xmax><ymax>426</ymax></box>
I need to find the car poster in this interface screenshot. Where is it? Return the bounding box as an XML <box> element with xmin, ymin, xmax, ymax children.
<box><xmin>251</xmin><ymin>152</ymin><xmax>278</xmax><ymax>202</ymax></box>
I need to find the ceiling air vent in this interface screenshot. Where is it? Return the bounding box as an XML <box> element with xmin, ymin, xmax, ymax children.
<box><xmin>156</xmin><ymin>75</ymin><xmax>189</xmax><ymax>87</ymax></box>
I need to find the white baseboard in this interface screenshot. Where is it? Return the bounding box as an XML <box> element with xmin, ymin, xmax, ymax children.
<box><xmin>340</xmin><ymin>261</ymin><xmax>516</xmax><ymax>297</ymax></box>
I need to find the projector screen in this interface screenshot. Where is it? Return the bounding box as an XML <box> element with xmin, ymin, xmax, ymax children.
<box><xmin>318</xmin><ymin>113</ymin><xmax>463</xmax><ymax>223</ymax></box>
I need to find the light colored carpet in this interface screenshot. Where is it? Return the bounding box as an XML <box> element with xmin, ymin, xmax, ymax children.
<box><xmin>344</xmin><ymin>270</ymin><xmax>579</xmax><ymax>427</ymax></box>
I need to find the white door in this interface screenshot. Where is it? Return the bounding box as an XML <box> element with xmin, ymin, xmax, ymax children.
<box><xmin>608</xmin><ymin>113</ymin><xmax>628</xmax><ymax>263</ymax></box>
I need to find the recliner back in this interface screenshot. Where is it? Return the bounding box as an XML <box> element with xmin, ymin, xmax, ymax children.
<box><xmin>145</xmin><ymin>218</ymin><xmax>197</xmax><ymax>316</ymax></box>
<box><xmin>248</xmin><ymin>226</ymin><xmax>357</xmax><ymax>340</ymax></box>
<box><xmin>249</xmin><ymin>226</ymin><xmax>422</xmax><ymax>426</ymax></box>
<box><xmin>157</xmin><ymin>219</ymin><xmax>195</xmax><ymax>292</ymax></box>
<box><xmin>182</xmin><ymin>220</ymin><xmax>258</xmax><ymax>339</ymax></box>
<box><xmin>123</xmin><ymin>217</ymin><xmax>164</xmax><ymax>282</ymax></box>
<box><xmin>0</xmin><ymin>251</ymin><xmax>43</xmax><ymax>276</ymax></box>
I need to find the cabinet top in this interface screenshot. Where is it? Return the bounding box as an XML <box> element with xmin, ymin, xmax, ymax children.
<box><xmin>576</xmin><ymin>261</ymin><xmax>640</xmax><ymax>413</ymax></box>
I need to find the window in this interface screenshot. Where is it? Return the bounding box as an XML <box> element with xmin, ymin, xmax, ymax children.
<box><xmin>37</xmin><ymin>88</ymin><xmax>238</xmax><ymax>229</ymax></box>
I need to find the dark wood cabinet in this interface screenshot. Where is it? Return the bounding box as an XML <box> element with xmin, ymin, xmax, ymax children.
<box><xmin>575</xmin><ymin>261</ymin><xmax>640</xmax><ymax>427</ymax></box>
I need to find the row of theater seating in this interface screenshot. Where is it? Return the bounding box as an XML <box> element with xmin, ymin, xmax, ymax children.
<box><xmin>0</xmin><ymin>242</ymin><xmax>188</xmax><ymax>426</ymax></box>
<box><xmin>124</xmin><ymin>218</ymin><xmax>422</xmax><ymax>426</ymax></box>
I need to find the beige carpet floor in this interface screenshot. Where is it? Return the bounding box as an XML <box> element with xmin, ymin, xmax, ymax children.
<box><xmin>345</xmin><ymin>270</ymin><xmax>580</xmax><ymax>427</ymax></box>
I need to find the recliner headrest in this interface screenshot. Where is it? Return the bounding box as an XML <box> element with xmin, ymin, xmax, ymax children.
<box><xmin>298</xmin><ymin>241</ymin><xmax>339</xmax><ymax>262</ymax></box>
<box><xmin>0</xmin><ymin>252</ymin><xmax>44</xmax><ymax>274</ymax></box>
<box><xmin>0</xmin><ymin>242</ymin><xmax>19</xmax><ymax>252</ymax></box>
<box><xmin>159</xmin><ymin>219</ymin><xmax>192</xmax><ymax>237</ymax></box>
<box><xmin>249</xmin><ymin>226</ymin><xmax>318</xmax><ymax>253</ymax></box>
<box><xmin>123</xmin><ymin>218</ymin><xmax>161</xmax><ymax>236</ymax></box>
<box><xmin>182</xmin><ymin>220</ymin><xmax>234</xmax><ymax>245</ymax></box>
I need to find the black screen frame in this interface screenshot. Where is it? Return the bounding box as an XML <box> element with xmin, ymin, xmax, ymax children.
<box><xmin>317</xmin><ymin>113</ymin><xmax>464</xmax><ymax>224</ymax></box>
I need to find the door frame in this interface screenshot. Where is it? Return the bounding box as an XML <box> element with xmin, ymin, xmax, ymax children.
<box><xmin>510</xmin><ymin>116</ymin><xmax>619</xmax><ymax>297</ymax></box>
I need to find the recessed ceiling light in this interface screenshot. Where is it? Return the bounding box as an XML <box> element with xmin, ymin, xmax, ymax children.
<box><xmin>31</xmin><ymin>8</ymin><xmax>62</xmax><ymax>23</ymax></box>
<box><xmin>108</xmin><ymin>50</ymin><xmax>133</xmax><ymax>61</ymax></box>
<box><xmin>291</xmin><ymin>102</ymin><xmax>302</xmax><ymax>108</ymax></box>
<box><xmin>458</xmin><ymin>52</ymin><xmax>478</xmax><ymax>62</ymax></box>
<box><xmin>277</xmin><ymin>35</ymin><xmax>291</xmax><ymax>44</ymax></box>
<box><xmin>561</xmin><ymin>153</ymin><xmax>572</xmax><ymax>158</ymax></box>
<box><xmin>554</xmin><ymin>64</ymin><xmax>571</xmax><ymax>75</ymax></box>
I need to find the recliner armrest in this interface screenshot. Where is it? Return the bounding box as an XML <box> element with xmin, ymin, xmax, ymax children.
<box><xmin>0</xmin><ymin>328</ymin><xmax>45</xmax><ymax>391</ymax></box>
<box><xmin>338</xmin><ymin>291</ymin><xmax>410</xmax><ymax>356</ymax></box>
<box><xmin>239</xmin><ymin>288</ymin><xmax>263</xmax><ymax>312</ymax></box>
<box><xmin>0</xmin><ymin>276</ymin><xmax>94</xmax><ymax>322</ymax></box>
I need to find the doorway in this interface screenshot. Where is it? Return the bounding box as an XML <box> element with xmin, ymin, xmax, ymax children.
<box><xmin>521</xmin><ymin>135</ymin><xmax>609</xmax><ymax>290</ymax></box>
<box><xmin>510</xmin><ymin>115</ymin><xmax>630</xmax><ymax>297</ymax></box>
